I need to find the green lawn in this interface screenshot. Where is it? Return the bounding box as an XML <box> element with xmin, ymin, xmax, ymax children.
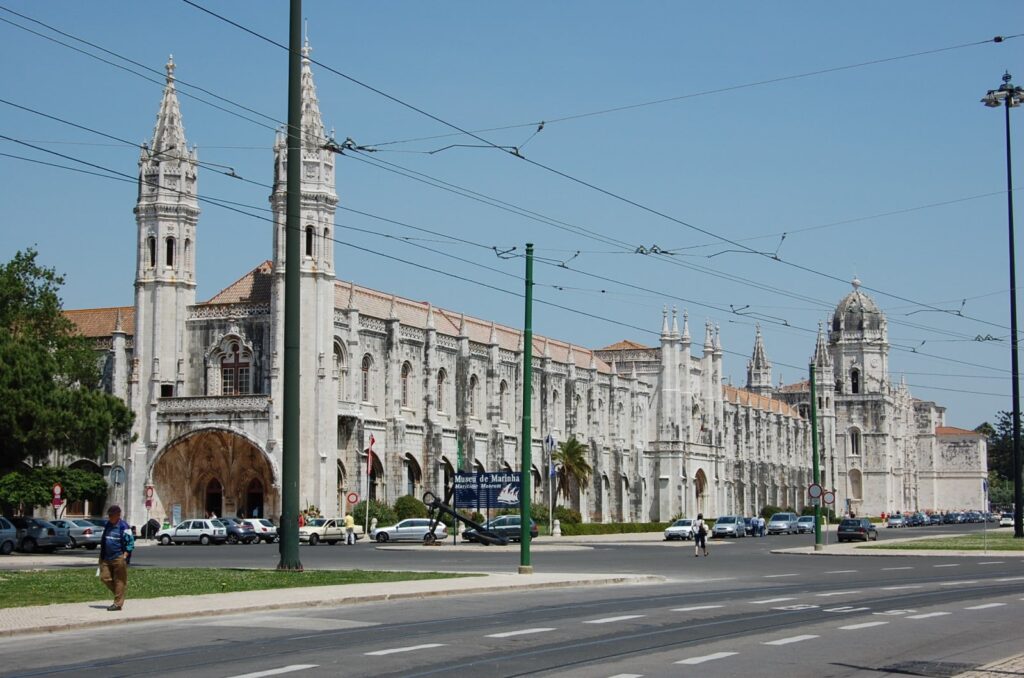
<box><xmin>0</xmin><ymin>568</ymin><xmax>474</xmax><ymax>608</ymax></box>
<box><xmin>859</xmin><ymin>530</ymin><xmax>1024</xmax><ymax>552</ymax></box>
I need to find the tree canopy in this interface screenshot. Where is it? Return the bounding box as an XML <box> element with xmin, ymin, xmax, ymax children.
<box><xmin>0</xmin><ymin>466</ymin><xmax>108</xmax><ymax>516</ymax></box>
<box><xmin>976</xmin><ymin>413</ymin><xmax>1013</xmax><ymax>481</ymax></box>
<box><xmin>0</xmin><ymin>249</ymin><xmax>133</xmax><ymax>469</ymax></box>
<box><xmin>553</xmin><ymin>436</ymin><xmax>593</xmax><ymax>502</ymax></box>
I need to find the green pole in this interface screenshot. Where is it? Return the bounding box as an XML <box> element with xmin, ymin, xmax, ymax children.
<box><xmin>277</xmin><ymin>0</ymin><xmax>303</xmax><ymax>571</ymax></box>
<box><xmin>809</xmin><ymin>362</ymin><xmax>823</xmax><ymax>552</ymax></box>
<box><xmin>519</xmin><ymin>243</ymin><xmax>534</xmax><ymax>574</ymax></box>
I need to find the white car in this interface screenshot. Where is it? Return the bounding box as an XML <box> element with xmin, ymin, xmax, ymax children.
<box><xmin>156</xmin><ymin>519</ymin><xmax>227</xmax><ymax>545</ymax></box>
<box><xmin>242</xmin><ymin>518</ymin><xmax>278</xmax><ymax>543</ymax></box>
<box><xmin>299</xmin><ymin>518</ymin><xmax>364</xmax><ymax>545</ymax></box>
<box><xmin>664</xmin><ymin>519</ymin><xmax>694</xmax><ymax>541</ymax></box>
<box><xmin>1000</xmin><ymin>512</ymin><xmax>1014</xmax><ymax>527</ymax></box>
<box><xmin>371</xmin><ymin>518</ymin><xmax>447</xmax><ymax>543</ymax></box>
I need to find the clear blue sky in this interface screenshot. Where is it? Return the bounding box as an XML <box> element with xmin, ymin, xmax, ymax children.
<box><xmin>1</xmin><ymin>2</ymin><xmax>1021</xmax><ymax>427</ymax></box>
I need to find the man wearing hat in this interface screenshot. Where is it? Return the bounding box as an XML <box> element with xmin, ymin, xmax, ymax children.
<box><xmin>98</xmin><ymin>505</ymin><xmax>135</xmax><ymax>611</ymax></box>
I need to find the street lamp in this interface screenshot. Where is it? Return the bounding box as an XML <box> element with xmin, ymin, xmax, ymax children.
<box><xmin>982</xmin><ymin>72</ymin><xmax>1024</xmax><ymax>539</ymax></box>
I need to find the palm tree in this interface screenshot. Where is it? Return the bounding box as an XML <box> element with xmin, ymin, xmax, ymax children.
<box><xmin>553</xmin><ymin>436</ymin><xmax>592</xmax><ymax>504</ymax></box>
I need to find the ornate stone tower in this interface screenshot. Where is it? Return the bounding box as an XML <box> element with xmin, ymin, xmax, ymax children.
<box><xmin>269</xmin><ymin>39</ymin><xmax>339</xmax><ymax>515</ymax></box>
<box><xmin>746</xmin><ymin>323</ymin><xmax>773</xmax><ymax>396</ymax></box>
<box><xmin>829</xmin><ymin>278</ymin><xmax>888</xmax><ymax>396</ymax></box>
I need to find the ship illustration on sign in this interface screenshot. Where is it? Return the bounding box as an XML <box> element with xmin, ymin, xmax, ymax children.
<box><xmin>496</xmin><ymin>483</ymin><xmax>520</xmax><ymax>505</ymax></box>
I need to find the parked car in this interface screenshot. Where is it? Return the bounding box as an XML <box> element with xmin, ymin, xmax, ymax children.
<box><xmin>743</xmin><ymin>517</ymin><xmax>757</xmax><ymax>536</ymax></box>
<box><xmin>242</xmin><ymin>518</ymin><xmax>278</xmax><ymax>543</ymax></box>
<box><xmin>886</xmin><ymin>515</ymin><xmax>905</xmax><ymax>528</ymax></box>
<box><xmin>712</xmin><ymin>515</ymin><xmax>746</xmax><ymax>538</ymax></box>
<box><xmin>928</xmin><ymin>514</ymin><xmax>943</xmax><ymax>526</ymax></box>
<box><xmin>904</xmin><ymin>513</ymin><xmax>923</xmax><ymax>527</ymax></box>
<box><xmin>298</xmin><ymin>518</ymin><xmax>364</xmax><ymax>545</ymax></box>
<box><xmin>1000</xmin><ymin>512</ymin><xmax>1014</xmax><ymax>527</ymax></box>
<box><xmin>795</xmin><ymin>516</ymin><xmax>815</xmax><ymax>534</ymax></box>
<box><xmin>942</xmin><ymin>512</ymin><xmax>960</xmax><ymax>524</ymax></box>
<box><xmin>155</xmin><ymin>519</ymin><xmax>227</xmax><ymax>545</ymax></box>
<box><xmin>0</xmin><ymin>517</ymin><xmax>16</xmax><ymax>555</ymax></box>
<box><xmin>50</xmin><ymin>519</ymin><xmax>102</xmax><ymax>549</ymax></box>
<box><xmin>219</xmin><ymin>517</ymin><xmax>260</xmax><ymax>544</ymax></box>
<box><xmin>371</xmin><ymin>518</ymin><xmax>447</xmax><ymax>543</ymax></box>
<box><xmin>462</xmin><ymin>515</ymin><xmax>537</xmax><ymax>543</ymax></box>
<box><xmin>664</xmin><ymin>518</ymin><xmax>694</xmax><ymax>541</ymax></box>
<box><xmin>766</xmin><ymin>512</ymin><xmax>799</xmax><ymax>535</ymax></box>
<box><xmin>10</xmin><ymin>517</ymin><xmax>71</xmax><ymax>552</ymax></box>
<box><xmin>838</xmin><ymin>517</ymin><xmax>878</xmax><ymax>542</ymax></box>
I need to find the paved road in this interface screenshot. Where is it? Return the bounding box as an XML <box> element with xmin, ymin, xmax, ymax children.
<box><xmin>0</xmin><ymin>524</ymin><xmax>1020</xmax><ymax>677</ymax></box>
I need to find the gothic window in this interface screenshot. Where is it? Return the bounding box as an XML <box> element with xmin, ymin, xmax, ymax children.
<box><xmin>323</xmin><ymin>228</ymin><xmax>330</xmax><ymax>263</ymax></box>
<box><xmin>851</xmin><ymin>368</ymin><xmax>860</xmax><ymax>394</ymax></box>
<box><xmin>305</xmin><ymin>226</ymin><xmax>314</xmax><ymax>258</ymax></box>
<box><xmin>437</xmin><ymin>369</ymin><xmax>446</xmax><ymax>411</ymax></box>
<box><xmin>221</xmin><ymin>342</ymin><xmax>251</xmax><ymax>395</ymax></box>
<box><xmin>499</xmin><ymin>380</ymin><xmax>508</xmax><ymax>420</ymax></box>
<box><xmin>184</xmin><ymin>238</ymin><xmax>192</xmax><ymax>273</ymax></box>
<box><xmin>850</xmin><ymin>428</ymin><xmax>861</xmax><ymax>456</ymax></box>
<box><xmin>361</xmin><ymin>354</ymin><xmax>372</xmax><ymax>402</ymax></box>
<box><xmin>333</xmin><ymin>343</ymin><xmax>346</xmax><ymax>400</ymax></box>
<box><xmin>401</xmin><ymin>362</ymin><xmax>412</xmax><ymax>408</ymax></box>
<box><xmin>147</xmin><ymin>236</ymin><xmax>156</xmax><ymax>269</ymax></box>
<box><xmin>165</xmin><ymin>237</ymin><xmax>175</xmax><ymax>267</ymax></box>
<box><xmin>836</xmin><ymin>379</ymin><xmax>843</xmax><ymax>394</ymax></box>
<box><xmin>469</xmin><ymin>375</ymin><xmax>479</xmax><ymax>417</ymax></box>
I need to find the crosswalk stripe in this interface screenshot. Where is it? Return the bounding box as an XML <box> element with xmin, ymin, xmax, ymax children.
<box><xmin>675</xmin><ymin>652</ymin><xmax>738</xmax><ymax>665</ymax></box>
<box><xmin>225</xmin><ymin>666</ymin><xmax>319</xmax><ymax>678</ymax></box>
<box><xmin>907</xmin><ymin>612</ymin><xmax>951</xmax><ymax>620</ymax></box>
<box><xmin>763</xmin><ymin>635</ymin><xmax>819</xmax><ymax>646</ymax></box>
<box><xmin>365</xmin><ymin>643</ymin><xmax>445</xmax><ymax>656</ymax></box>
<box><xmin>584</xmin><ymin>615</ymin><xmax>645</xmax><ymax>624</ymax></box>
<box><xmin>486</xmin><ymin>627</ymin><xmax>555</xmax><ymax>638</ymax></box>
<box><xmin>839</xmin><ymin>621</ymin><xmax>889</xmax><ymax>630</ymax></box>
<box><xmin>672</xmin><ymin>605</ymin><xmax>724</xmax><ymax>612</ymax></box>
<box><xmin>965</xmin><ymin>603</ymin><xmax>1006</xmax><ymax>610</ymax></box>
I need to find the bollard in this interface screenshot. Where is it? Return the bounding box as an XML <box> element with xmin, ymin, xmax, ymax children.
<box><xmin>553</xmin><ymin>519</ymin><xmax>561</xmax><ymax>537</ymax></box>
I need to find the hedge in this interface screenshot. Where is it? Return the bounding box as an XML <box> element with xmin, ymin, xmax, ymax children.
<box><xmin>558</xmin><ymin>521</ymin><xmax>670</xmax><ymax>535</ymax></box>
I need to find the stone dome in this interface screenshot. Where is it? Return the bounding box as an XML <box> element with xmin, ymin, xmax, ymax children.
<box><xmin>831</xmin><ymin>278</ymin><xmax>884</xmax><ymax>333</ymax></box>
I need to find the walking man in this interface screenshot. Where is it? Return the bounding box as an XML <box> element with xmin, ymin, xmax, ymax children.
<box><xmin>344</xmin><ymin>513</ymin><xmax>356</xmax><ymax>545</ymax></box>
<box><xmin>694</xmin><ymin>513</ymin><xmax>709</xmax><ymax>557</ymax></box>
<box><xmin>98</xmin><ymin>505</ymin><xmax>134</xmax><ymax>611</ymax></box>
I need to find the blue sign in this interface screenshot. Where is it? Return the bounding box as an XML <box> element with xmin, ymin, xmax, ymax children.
<box><xmin>454</xmin><ymin>472</ymin><xmax>521</xmax><ymax>509</ymax></box>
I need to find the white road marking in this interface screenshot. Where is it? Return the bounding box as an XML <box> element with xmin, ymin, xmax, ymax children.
<box><xmin>825</xmin><ymin>570</ymin><xmax>858</xmax><ymax>574</ymax></box>
<box><xmin>816</xmin><ymin>591</ymin><xmax>860</xmax><ymax>597</ymax></box>
<box><xmin>882</xmin><ymin>566</ymin><xmax>913</xmax><ymax>571</ymax></box>
<box><xmin>978</xmin><ymin>561</ymin><xmax>1004</xmax><ymax>565</ymax></box>
<box><xmin>763</xmin><ymin>635</ymin><xmax>819</xmax><ymax>646</ymax></box>
<box><xmin>874</xmin><ymin>609</ymin><xmax>916</xmax><ymax>616</ymax></box>
<box><xmin>939</xmin><ymin>580</ymin><xmax>978</xmax><ymax>586</ymax></box>
<box><xmin>607</xmin><ymin>674</ymin><xmax>643</xmax><ymax>678</ymax></box>
<box><xmin>584</xmin><ymin>615</ymin><xmax>645</xmax><ymax>624</ymax></box>
<box><xmin>225</xmin><ymin>667</ymin><xmax>318</xmax><ymax>678</ymax></box>
<box><xmin>485</xmin><ymin>627</ymin><xmax>555</xmax><ymax>638</ymax></box>
<box><xmin>882</xmin><ymin>585</ymin><xmax>922</xmax><ymax>591</ymax></box>
<box><xmin>773</xmin><ymin>604</ymin><xmax>819</xmax><ymax>611</ymax></box>
<box><xmin>998</xmin><ymin>576</ymin><xmax>1024</xmax><ymax>582</ymax></box>
<box><xmin>675</xmin><ymin>652</ymin><xmax>738</xmax><ymax>665</ymax></box>
<box><xmin>763</xmin><ymin>573</ymin><xmax>799</xmax><ymax>578</ymax></box>
<box><xmin>965</xmin><ymin>603</ymin><xmax>1006</xmax><ymax>610</ymax></box>
<box><xmin>839</xmin><ymin>621</ymin><xmax>889</xmax><ymax>630</ymax></box>
<box><xmin>933</xmin><ymin>564</ymin><xmax>960</xmax><ymax>568</ymax></box>
<box><xmin>672</xmin><ymin>605</ymin><xmax>724</xmax><ymax>612</ymax></box>
<box><xmin>365</xmin><ymin>643</ymin><xmax>445</xmax><ymax>656</ymax></box>
<box><xmin>824</xmin><ymin>606</ymin><xmax>870</xmax><ymax>613</ymax></box>
<box><xmin>204</xmin><ymin>615</ymin><xmax>377</xmax><ymax>631</ymax></box>
<box><xmin>750</xmin><ymin>597</ymin><xmax>796</xmax><ymax>605</ymax></box>
<box><xmin>907</xmin><ymin>612</ymin><xmax>952</xmax><ymax>620</ymax></box>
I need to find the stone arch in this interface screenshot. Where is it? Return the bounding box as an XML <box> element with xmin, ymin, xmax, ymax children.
<box><xmin>403</xmin><ymin>453</ymin><xmax>422</xmax><ymax>497</ymax></box>
<box><xmin>601</xmin><ymin>473</ymin><xmax>611</xmax><ymax>523</ymax></box>
<box><xmin>439</xmin><ymin>456</ymin><xmax>455</xmax><ymax>493</ymax></box>
<box><xmin>149</xmin><ymin>427</ymin><xmax>278</xmax><ymax>523</ymax></box>
<box><xmin>694</xmin><ymin>468</ymin><xmax>709</xmax><ymax>516</ymax></box>
<box><xmin>849</xmin><ymin>468</ymin><xmax>863</xmax><ymax>501</ymax></box>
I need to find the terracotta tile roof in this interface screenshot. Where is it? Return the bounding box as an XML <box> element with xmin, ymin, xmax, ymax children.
<box><xmin>205</xmin><ymin>260</ymin><xmax>274</xmax><ymax>305</ymax></box>
<box><xmin>936</xmin><ymin>426</ymin><xmax>984</xmax><ymax>437</ymax></box>
<box><xmin>777</xmin><ymin>380</ymin><xmax>810</xmax><ymax>393</ymax></box>
<box><xmin>723</xmin><ymin>385</ymin><xmax>801</xmax><ymax>419</ymax></box>
<box><xmin>64</xmin><ymin>306</ymin><xmax>134</xmax><ymax>338</ymax></box>
<box><xmin>599</xmin><ymin>339</ymin><xmax>652</xmax><ymax>351</ymax></box>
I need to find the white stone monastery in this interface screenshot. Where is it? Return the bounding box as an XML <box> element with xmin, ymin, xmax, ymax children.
<box><xmin>65</xmin><ymin>50</ymin><xmax>987</xmax><ymax>525</ymax></box>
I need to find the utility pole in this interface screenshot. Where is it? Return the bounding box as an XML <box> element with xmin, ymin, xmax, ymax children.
<box><xmin>277</xmin><ymin>0</ymin><xmax>303</xmax><ymax>570</ymax></box>
<box><xmin>519</xmin><ymin>243</ymin><xmax>534</xmax><ymax>574</ymax></box>
<box><xmin>810</xmin><ymin>362</ymin><xmax>823</xmax><ymax>551</ymax></box>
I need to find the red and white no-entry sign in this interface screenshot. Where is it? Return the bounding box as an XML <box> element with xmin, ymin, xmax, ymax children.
<box><xmin>823</xmin><ymin>490</ymin><xmax>836</xmax><ymax>505</ymax></box>
<box><xmin>346</xmin><ymin>492</ymin><xmax>360</xmax><ymax>505</ymax></box>
<box><xmin>807</xmin><ymin>483</ymin><xmax>823</xmax><ymax>499</ymax></box>
<box><xmin>145</xmin><ymin>485</ymin><xmax>155</xmax><ymax>499</ymax></box>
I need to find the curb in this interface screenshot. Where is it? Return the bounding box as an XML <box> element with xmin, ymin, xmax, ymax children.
<box><xmin>0</xmin><ymin>573</ymin><xmax>663</xmax><ymax>638</ymax></box>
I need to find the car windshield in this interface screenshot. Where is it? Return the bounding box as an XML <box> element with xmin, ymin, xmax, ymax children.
<box><xmin>718</xmin><ymin>517</ymin><xmax>736</xmax><ymax>524</ymax></box>
<box><xmin>769</xmin><ymin>514</ymin><xmax>789</xmax><ymax>522</ymax></box>
<box><xmin>306</xmin><ymin>519</ymin><xmax>326</xmax><ymax>527</ymax></box>
<box><xmin>673</xmin><ymin>520</ymin><xmax>692</xmax><ymax>527</ymax></box>
<box><xmin>73</xmin><ymin>520</ymin><xmax>94</xmax><ymax>527</ymax></box>
<box><xmin>258</xmin><ymin>520</ymin><xmax>275</xmax><ymax>527</ymax></box>
<box><xmin>839</xmin><ymin>519</ymin><xmax>860</xmax><ymax>527</ymax></box>
<box><xmin>798</xmin><ymin>517</ymin><xmax>813</xmax><ymax>522</ymax></box>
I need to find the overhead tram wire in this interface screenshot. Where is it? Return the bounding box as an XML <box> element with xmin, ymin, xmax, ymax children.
<box><xmin>6</xmin><ymin>135</ymin><xmax>1008</xmax><ymax>384</ymax></box>
<box><xmin>181</xmin><ymin>0</ymin><xmax>1016</xmax><ymax>331</ymax></box>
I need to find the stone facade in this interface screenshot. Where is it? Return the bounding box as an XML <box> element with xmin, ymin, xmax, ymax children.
<box><xmin>65</xmin><ymin>49</ymin><xmax>986</xmax><ymax>525</ymax></box>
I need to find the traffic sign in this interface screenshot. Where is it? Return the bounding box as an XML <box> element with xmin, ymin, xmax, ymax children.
<box><xmin>145</xmin><ymin>498</ymin><xmax>153</xmax><ymax>509</ymax></box>
<box><xmin>823</xmin><ymin>490</ymin><xmax>836</xmax><ymax>505</ymax></box>
<box><xmin>808</xmin><ymin>483</ymin><xmax>823</xmax><ymax>499</ymax></box>
<box><xmin>145</xmin><ymin>485</ymin><xmax>155</xmax><ymax>499</ymax></box>
<box><xmin>346</xmin><ymin>492</ymin><xmax>360</xmax><ymax>505</ymax></box>
<box><xmin>51</xmin><ymin>498</ymin><xmax>63</xmax><ymax>508</ymax></box>
<box><xmin>52</xmin><ymin>483</ymin><xmax>63</xmax><ymax>500</ymax></box>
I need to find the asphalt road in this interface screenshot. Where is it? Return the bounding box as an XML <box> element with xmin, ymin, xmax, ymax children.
<box><xmin>1</xmin><ymin>524</ymin><xmax>1020</xmax><ymax>678</ymax></box>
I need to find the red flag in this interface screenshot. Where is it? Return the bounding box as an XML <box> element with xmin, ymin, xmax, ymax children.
<box><xmin>367</xmin><ymin>433</ymin><xmax>376</xmax><ymax>475</ymax></box>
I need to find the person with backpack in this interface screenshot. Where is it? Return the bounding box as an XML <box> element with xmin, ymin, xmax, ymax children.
<box><xmin>694</xmin><ymin>513</ymin><xmax>709</xmax><ymax>557</ymax></box>
<box><xmin>98</xmin><ymin>505</ymin><xmax>135</xmax><ymax>611</ymax></box>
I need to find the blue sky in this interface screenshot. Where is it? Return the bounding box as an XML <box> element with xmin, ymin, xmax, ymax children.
<box><xmin>1</xmin><ymin>2</ymin><xmax>1021</xmax><ymax>427</ymax></box>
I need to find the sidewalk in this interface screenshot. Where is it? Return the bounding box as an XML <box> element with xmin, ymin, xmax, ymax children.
<box><xmin>0</xmin><ymin>571</ymin><xmax>661</xmax><ymax>638</ymax></box>
<box><xmin>773</xmin><ymin>534</ymin><xmax>1024</xmax><ymax>557</ymax></box>
<box><xmin>954</xmin><ymin>653</ymin><xmax>1024</xmax><ymax>677</ymax></box>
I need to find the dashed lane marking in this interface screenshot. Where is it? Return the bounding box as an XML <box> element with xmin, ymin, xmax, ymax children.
<box><xmin>675</xmin><ymin>652</ymin><xmax>738</xmax><ymax>665</ymax></box>
<box><xmin>607</xmin><ymin>674</ymin><xmax>643</xmax><ymax>678</ymax></box>
<box><xmin>365</xmin><ymin>643</ymin><xmax>445</xmax><ymax>656</ymax></box>
<box><xmin>763</xmin><ymin>573</ymin><xmax>799</xmax><ymax>578</ymax></box>
<box><xmin>933</xmin><ymin>564</ymin><xmax>960</xmax><ymax>568</ymax></box>
<box><xmin>965</xmin><ymin>603</ymin><xmax>1007</xmax><ymax>610</ymax></box>
<box><xmin>584</xmin><ymin>615</ymin><xmax>645</xmax><ymax>624</ymax></box>
<box><xmin>816</xmin><ymin>591</ymin><xmax>861</xmax><ymax>597</ymax></box>
<box><xmin>839</xmin><ymin>621</ymin><xmax>889</xmax><ymax>630</ymax></box>
<box><xmin>825</xmin><ymin>570</ymin><xmax>858</xmax><ymax>574</ymax></box>
<box><xmin>671</xmin><ymin>605</ymin><xmax>724</xmax><ymax>612</ymax></box>
<box><xmin>998</xmin><ymin>576</ymin><xmax>1024</xmax><ymax>582</ymax></box>
<box><xmin>882</xmin><ymin>585</ymin><xmax>922</xmax><ymax>591</ymax></box>
<box><xmin>824</xmin><ymin>606</ymin><xmax>870</xmax><ymax>613</ymax></box>
<box><xmin>939</xmin><ymin>580</ymin><xmax>978</xmax><ymax>586</ymax></box>
<box><xmin>750</xmin><ymin>597</ymin><xmax>796</xmax><ymax>605</ymax></box>
<box><xmin>485</xmin><ymin>627</ymin><xmax>556</xmax><ymax>638</ymax></box>
<box><xmin>978</xmin><ymin>561</ymin><xmax>1004</xmax><ymax>565</ymax></box>
<box><xmin>907</xmin><ymin>612</ymin><xmax>952</xmax><ymax>620</ymax></box>
<box><xmin>873</xmin><ymin>609</ymin><xmax>916</xmax><ymax>616</ymax></box>
<box><xmin>882</xmin><ymin>566</ymin><xmax>913</xmax><ymax>571</ymax></box>
<box><xmin>225</xmin><ymin>666</ymin><xmax>319</xmax><ymax>678</ymax></box>
<box><xmin>763</xmin><ymin>635</ymin><xmax>819</xmax><ymax>646</ymax></box>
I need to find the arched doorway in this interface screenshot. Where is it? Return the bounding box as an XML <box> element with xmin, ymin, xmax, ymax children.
<box><xmin>245</xmin><ymin>478</ymin><xmax>264</xmax><ymax>518</ymax></box>
<box><xmin>205</xmin><ymin>478</ymin><xmax>223</xmax><ymax>517</ymax></box>
<box><xmin>440</xmin><ymin>457</ymin><xmax>455</xmax><ymax>494</ymax></box>
<box><xmin>694</xmin><ymin>468</ymin><xmax>708</xmax><ymax>516</ymax></box>
<box><xmin>367</xmin><ymin>451</ymin><xmax>384</xmax><ymax>503</ymax></box>
<box><xmin>404</xmin><ymin>454</ymin><xmax>422</xmax><ymax>497</ymax></box>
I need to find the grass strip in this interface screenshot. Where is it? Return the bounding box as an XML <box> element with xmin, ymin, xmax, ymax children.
<box><xmin>858</xmin><ymin>530</ymin><xmax>1024</xmax><ymax>552</ymax></box>
<box><xmin>0</xmin><ymin>568</ymin><xmax>475</xmax><ymax>608</ymax></box>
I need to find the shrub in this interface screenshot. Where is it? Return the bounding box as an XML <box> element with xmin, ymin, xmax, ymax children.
<box><xmin>553</xmin><ymin>506</ymin><xmax>582</xmax><ymax>524</ymax></box>
<box><xmin>760</xmin><ymin>505</ymin><xmax>783</xmax><ymax>520</ymax></box>
<box><xmin>800</xmin><ymin>505</ymin><xmax>837</xmax><ymax>522</ymax></box>
<box><xmin>558</xmin><ymin>521</ymin><xmax>670</xmax><ymax>536</ymax></box>
<box><xmin>393</xmin><ymin>495</ymin><xmax>429</xmax><ymax>521</ymax></box>
<box><xmin>352</xmin><ymin>500</ymin><xmax>397</xmax><ymax>527</ymax></box>
<box><xmin>527</xmin><ymin>504</ymin><xmax>549</xmax><ymax>525</ymax></box>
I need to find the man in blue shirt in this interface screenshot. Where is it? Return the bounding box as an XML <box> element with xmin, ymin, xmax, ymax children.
<box><xmin>98</xmin><ymin>505</ymin><xmax>134</xmax><ymax>611</ymax></box>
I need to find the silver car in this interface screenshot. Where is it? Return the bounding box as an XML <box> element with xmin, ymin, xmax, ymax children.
<box><xmin>371</xmin><ymin>518</ymin><xmax>447</xmax><ymax>543</ymax></box>
<box><xmin>10</xmin><ymin>517</ymin><xmax>71</xmax><ymax>552</ymax></box>
<box><xmin>711</xmin><ymin>515</ymin><xmax>746</xmax><ymax>538</ymax></box>
<box><xmin>155</xmin><ymin>519</ymin><xmax>227</xmax><ymax>545</ymax></box>
<box><xmin>767</xmin><ymin>512</ymin><xmax>799</xmax><ymax>535</ymax></box>
<box><xmin>51</xmin><ymin>519</ymin><xmax>102</xmax><ymax>550</ymax></box>
<box><xmin>0</xmin><ymin>517</ymin><xmax>16</xmax><ymax>555</ymax></box>
<box><xmin>795</xmin><ymin>515</ymin><xmax>815</xmax><ymax>534</ymax></box>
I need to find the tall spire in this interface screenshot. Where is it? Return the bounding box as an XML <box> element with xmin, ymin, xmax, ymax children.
<box><xmin>681</xmin><ymin>309</ymin><xmax>691</xmax><ymax>344</ymax></box>
<box><xmin>703</xmin><ymin>319</ymin><xmax>714</xmax><ymax>352</ymax></box>
<box><xmin>300</xmin><ymin>38</ymin><xmax>326</xmax><ymax>150</ymax></box>
<box><xmin>813</xmin><ymin>320</ymin><xmax>833</xmax><ymax>369</ymax></box>
<box><xmin>746</xmin><ymin>323</ymin><xmax>773</xmax><ymax>394</ymax></box>
<box><xmin>149</xmin><ymin>56</ymin><xmax>189</xmax><ymax>157</ymax></box>
<box><xmin>671</xmin><ymin>306</ymin><xmax>680</xmax><ymax>337</ymax></box>
<box><xmin>425</xmin><ymin>302</ymin><xmax>435</xmax><ymax>329</ymax></box>
<box><xmin>661</xmin><ymin>306</ymin><xmax>670</xmax><ymax>337</ymax></box>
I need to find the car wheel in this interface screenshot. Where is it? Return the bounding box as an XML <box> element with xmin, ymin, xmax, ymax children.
<box><xmin>200</xmin><ymin>534</ymin><xmax>211</xmax><ymax>545</ymax></box>
<box><xmin>309</xmin><ymin>534</ymin><xmax>320</xmax><ymax>546</ymax></box>
<box><xmin>66</xmin><ymin>537</ymin><xmax>78</xmax><ymax>550</ymax></box>
<box><xmin>376</xmin><ymin>533</ymin><xmax>389</xmax><ymax>543</ymax></box>
<box><xmin>227</xmin><ymin>534</ymin><xmax>238</xmax><ymax>544</ymax></box>
<box><xmin>423</xmin><ymin>533</ymin><xmax>436</xmax><ymax>545</ymax></box>
<box><xmin>0</xmin><ymin>540</ymin><xmax>12</xmax><ymax>555</ymax></box>
<box><xmin>327</xmin><ymin>540</ymin><xmax>338</xmax><ymax>545</ymax></box>
<box><xmin>160</xmin><ymin>535</ymin><xmax>172</xmax><ymax>545</ymax></box>
<box><xmin>85</xmin><ymin>544</ymin><xmax>97</xmax><ymax>550</ymax></box>
<box><xmin>21</xmin><ymin>538</ymin><xmax>36</xmax><ymax>554</ymax></box>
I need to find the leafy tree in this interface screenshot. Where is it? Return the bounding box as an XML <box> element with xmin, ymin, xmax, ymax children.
<box><xmin>351</xmin><ymin>499</ymin><xmax>398</xmax><ymax>527</ymax></box>
<box><xmin>976</xmin><ymin>414</ymin><xmax>1013</xmax><ymax>481</ymax></box>
<box><xmin>0</xmin><ymin>249</ymin><xmax>132</xmax><ymax>469</ymax></box>
<box><xmin>0</xmin><ymin>466</ymin><xmax>107</xmax><ymax>516</ymax></box>
<box><xmin>552</xmin><ymin>436</ymin><xmax>592</xmax><ymax>504</ymax></box>
<box><xmin>989</xmin><ymin>471</ymin><xmax>1013</xmax><ymax>509</ymax></box>
<box><xmin>393</xmin><ymin>495</ymin><xmax>429</xmax><ymax>520</ymax></box>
